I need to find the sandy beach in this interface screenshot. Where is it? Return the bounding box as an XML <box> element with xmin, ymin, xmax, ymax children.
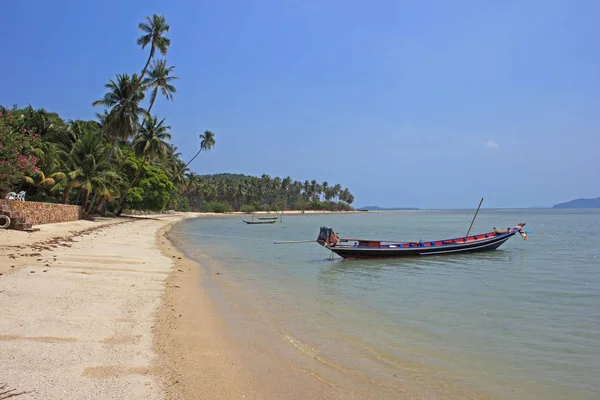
<box><xmin>1</xmin><ymin>216</ymin><xmax>181</xmax><ymax>399</ymax></box>
<box><xmin>0</xmin><ymin>213</ymin><xmax>358</xmax><ymax>400</ymax></box>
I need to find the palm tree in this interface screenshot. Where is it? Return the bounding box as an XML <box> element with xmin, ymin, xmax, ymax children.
<box><xmin>115</xmin><ymin>114</ymin><xmax>172</xmax><ymax>214</ymax></box>
<box><xmin>144</xmin><ymin>59</ymin><xmax>178</xmax><ymax>115</ymax></box>
<box><xmin>332</xmin><ymin>184</ymin><xmax>342</xmax><ymax>202</ymax></box>
<box><xmin>68</xmin><ymin>133</ymin><xmax>120</xmax><ymax>210</ymax></box>
<box><xmin>322</xmin><ymin>181</ymin><xmax>329</xmax><ymax>201</ymax></box>
<box><xmin>23</xmin><ymin>170</ymin><xmax>66</xmax><ymax>193</ymax></box>
<box><xmin>92</xmin><ymin>73</ymin><xmax>146</xmax><ymax>161</ymax></box>
<box><xmin>159</xmin><ymin>143</ymin><xmax>187</xmax><ymax>185</ymax></box>
<box><xmin>178</xmin><ymin>130</ymin><xmax>216</xmax><ymax>176</ymax></box>
<box><xmin>137</xmin><ymin>14</ymin><xmax>171</xmax><ymax>87</ymax></box>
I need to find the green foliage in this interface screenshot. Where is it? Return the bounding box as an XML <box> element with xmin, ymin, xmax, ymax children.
<box><xmin>174</xmin><ymin>196</ymin><xmax>192</xmax><ymax>212</ymax></box>
<box><xmin>0</xmin><ymin>107</ymin><xmax>40</xmax><ymax>191</ymax></box>
<box><xmin>182</xmin><ymin>173</ymin><xmax>355</xmax><ymax>212</ymax></box>
<box><xmin>204</xmin><ymin>201</ymin><xmax>232</xmax><ymax>213</ymax></box>
<box><xmin>125</xmin><ymin>164</ymin><xmax>174</xmax><ymax>211</ymax></box>
<box><xmin>240</xmin><ymin>204</ymin><xmax>256</xmax><ymax>213</ymax></box>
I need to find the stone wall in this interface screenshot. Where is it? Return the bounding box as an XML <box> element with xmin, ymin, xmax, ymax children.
<box><xmin>0</xmin><ymin>199</ymin><xmax>87</xmax><ymax>226</ymax></box>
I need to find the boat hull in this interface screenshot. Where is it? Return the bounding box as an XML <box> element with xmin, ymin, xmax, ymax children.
<box><xmin>328</xmin><ymin>232</ymin><xmax>516</xmax><ymax>259</ymax></box>
<box><xmin>243</xmin><ymin>220</ymin><xmax>277</xmax><ymax>224</ymax></box>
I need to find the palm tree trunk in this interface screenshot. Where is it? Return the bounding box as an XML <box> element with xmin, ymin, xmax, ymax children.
<box><xmin>139</xmin><ymin>48</ymin><xmax>154</xmax><ymax>85</ymax></box>
<box><xmin>63</xmin><ymin>187</ymin><xmax>70</xmax><ymax>204</ymax></box>
<box><xmin>176</xmin><ymin>149</ymin><xmax>201</xmax><ymax>179</ymax></box>
<box><xmin>121</xmin><ymin>90</ymin><xmax>157</xmax><ymax>160</ymax></box>
<box><xmin>89</xmin><ymin>135</ymin><xmax>118</xmax><ymax>211</ymax></box>
<box><xmin>96</xmin><ymin>194</ymin><xmax>108</xmax><ymax>214</ymax></box>
<box><xmin>115</xmin><ymin>159</ymin><xmax>146</xmax><ymax>215</ymax></box>
<box><xmin>82</xmin><ymin>190</ymin><xmax>90</xmax><ymax>210</ymax></box>
<box><xmin>107</xmin><ymin>135</ymin><xmax>119</xmax><ymax>163</ymax></box>
<box><xmin>87</xmin><ymin>192</ymin><xmax>100</xmax><ymax>213</ymax></box>
<box><xmin>146</xmin><ymin>89</ymin><xmax>158</xmax><ymax>115</ymax></box>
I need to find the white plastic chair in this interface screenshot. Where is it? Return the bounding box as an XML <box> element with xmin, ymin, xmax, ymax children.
<box><xmin>15</xmin><ymin>191</ymin><xmax>26</xmax><ymax>201</ymax></box>
<box><xmin>5</xmin><ymin>192</ymin><xmax>17</xmax><ymax>200</ymax></box>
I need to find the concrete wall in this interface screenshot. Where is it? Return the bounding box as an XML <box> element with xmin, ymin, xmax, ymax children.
<box><xmin>0</xmin><ymin>199</ymin><xmax>86</xmax><ymax>226</ymax></box>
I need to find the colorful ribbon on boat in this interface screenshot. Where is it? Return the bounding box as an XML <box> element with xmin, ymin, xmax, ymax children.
<box><xmin>518</xmin><ymin>229</ymin><xmax>530</xmax><ymax>240</ymax></box>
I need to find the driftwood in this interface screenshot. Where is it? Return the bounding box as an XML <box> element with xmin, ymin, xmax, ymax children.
<box><xmin>0</xmin><ymin>383</ymin><xmax>31</xmax><ymax>399</ymax></box>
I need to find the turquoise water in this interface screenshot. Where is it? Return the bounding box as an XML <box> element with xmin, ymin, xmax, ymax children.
<box><xmin>171</xmin><ymin>210</ymin><xmax>600</xmax><ymax>399</ymax></box>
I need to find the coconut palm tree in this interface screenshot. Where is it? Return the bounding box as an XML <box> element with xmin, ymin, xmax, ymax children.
<box><xmin>92</xmin><ymin>73</ymin><xmax>146</xmax><ymax>161</ymax></box>
<box><xmin>137</xmin><ymin>14</ymin><xmax>171</xmax><ymax>86</ymax></box>
<box><xmin>178</xmin><ymin>130</ymin><xmax>216</xmax><ymax>176</ymax></box>
<box><xmin>143</xmin><ymin>59</ymin><xmax>178</xmax><ymax>115</ymax></box>
<box><xmin>115</xmin><ymin>114</ymin><xmax>172</xmax><ymax>214</ymax></box>
<box><xmin>23</xmin><ymin>170</ymin><xmax>66</xmax><ymax>194</ymax></box>
<box><xmin>68</xmin><ymin>133</ymin><xmax>121</xmax><ymax>210</ymax></box>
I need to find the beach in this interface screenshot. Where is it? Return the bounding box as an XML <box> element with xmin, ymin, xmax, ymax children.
<box><xmin>0</xmin><ymin>214</ymin><xmax>358</xmax><ymax>400</ymax></box>
<box><xmin>2</xmin><ymin>210</ymin><xmax>598</xmax><ymax>400</ymax></box>
<box><xmin>1</xmin><ymin>216</ymin><xmax>179</xmax><ymax>399</ymax></box>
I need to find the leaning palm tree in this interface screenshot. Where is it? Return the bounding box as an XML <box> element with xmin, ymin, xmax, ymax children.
<box><xmin>177</xmin><ymin>130</ymin><xmax>215</xmax><ymax>177</ymax></box>
<box><xmin>115</xmin><ymin>114</ymin><xmax>172</xmax><ymax>214</ymax></box>
<box><xmin>143</xmin><ymin>59</ymin><xmax>178</xmax><ymax>115</ymax></box>
<box><xmin>137</xmin><ymin>14</ymin><xmax>171</xmax><ymax>88</ymax></box>
<box><xmin>106</xmin><ymin>14</ymin><xmax>170</xmax><ymax>143</ymax></box>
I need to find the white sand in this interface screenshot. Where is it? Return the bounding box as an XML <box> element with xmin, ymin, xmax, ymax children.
<box><xmin>0</xmin><ymin>216</ymin><xmax>184</xmax><ymax>399</ymax></box>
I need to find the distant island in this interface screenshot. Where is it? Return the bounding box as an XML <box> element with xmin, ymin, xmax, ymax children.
<box><xmin>552</xmin><ymin>197</ymin><xmax>600</xmax><ymax>209</ymax></box>
<box><xmin>357</xmin><ymin>205</ymin><xmax>420</xmax><ymax>211</ymax></box>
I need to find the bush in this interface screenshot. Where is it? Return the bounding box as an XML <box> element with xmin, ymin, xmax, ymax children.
<box><xmin>176</xmin><ymin>196</ymin><xmax>192</xmax><ymax>212</ymax></box>
<box><xmin>240</xmin><ymin>204</ymin><xmax>256</xmax><ymax>213</ymax></box>
<box><xmin>0</xmin><ymin>109</ymin><xmax>40</xmax><ymax>191</ymax></box>
<box><xmin>125</xmin><ymin>165</ymin><xmax>175</xmax><ymax>212</ymax></box>
<box><xmin>205</xmin><ymin>201</ymin><xmax>232</xmax><ymax>213</ymax></box>
<box><xmin>168</xmin><ymin>194</ymin><xmax>192</xmax><ymax>212</ymax></box>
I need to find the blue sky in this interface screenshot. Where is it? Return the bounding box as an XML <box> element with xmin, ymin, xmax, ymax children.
<box><xmin>1</xmin><ymin>0</ymin><xmax>599</xmax><ymax>208</ymax></box>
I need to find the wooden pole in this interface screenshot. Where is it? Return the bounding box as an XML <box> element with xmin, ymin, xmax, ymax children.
<box><xmin>466</xmin><ymin>197</ymin><xmax>484</xmax><ymax>237</ymax></box>
<box><xmin>274</xmin><ymin>240</ymin><xmax>316</xmax><ymax>244</ymax></box>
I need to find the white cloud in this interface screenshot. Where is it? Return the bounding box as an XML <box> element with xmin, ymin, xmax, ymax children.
<box><xmin>484</xmin><ymin>140</ymin><xmax>499</xmax><ymax>149</ymax></box>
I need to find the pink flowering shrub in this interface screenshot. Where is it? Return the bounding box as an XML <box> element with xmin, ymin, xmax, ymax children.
<box><xmin>0</xmin><ymin>109</ymin><xmax>40</xmax><ymax>191</ymax></box>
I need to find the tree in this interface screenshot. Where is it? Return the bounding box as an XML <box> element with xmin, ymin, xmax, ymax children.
<box><xmin>143</xmin><ymin>59</ymin><xmax>178</xmax><ymax>115</ymax></box>
<box><xmin>115</xmin><ymin>114</ymin><xmax>172</xmax><ymax>214</ymax></box>
<box><xmin>0</xmin><ymin>108</ymin><xmax>39</xmax><ymax>192</ymax></box>
<box><xmin>137</xmin><ymin>14</ymin><xmax>171</xmax><ymax>88</ymax></box>
<box><xmin>125</xmin><ymin>164</ymin><xmax>174</xmax><ymax>211</ymax></box>
<box><xmin>92</xmin><ymin>73</ymin><xmax>146</xmax><ymax>161</ymax></box>
<box><xmin>23</xmin><ymin>170</ymin><xmax>66</xmax><ymax>195</ymax></box>
<box><xmin>68</xmin><ymin>132</ymin><xmax>120</xmax><ymax>210</ymax></box>
<box><xmin>179</xmin><ymin>130</ymin><xmax>215</xmax><ymax>176</ymax></box>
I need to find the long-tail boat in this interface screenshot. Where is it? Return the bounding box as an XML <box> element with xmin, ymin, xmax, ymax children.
<box><xmin>314</xmin><ymin>223</ymin><xmax>527</xmax><ymax>259</ymax></box>
<box><xmin>258</xmin><ymin>217</ymin><xmax>278</xmax><ymax>220</ymax></box>
<box><xmin>243</xmin><ymin>219</ymin><xmax>277</xmax><ymax>224</ymax></box>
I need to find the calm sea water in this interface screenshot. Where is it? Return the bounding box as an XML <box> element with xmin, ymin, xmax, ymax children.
<box><xmin>171</xmin><ymin>210</ymin><xmax>600</xmax><ymax>399</ymax></box>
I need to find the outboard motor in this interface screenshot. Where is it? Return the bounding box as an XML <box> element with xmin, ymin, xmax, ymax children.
<box><xmin>317</xmin><ymin>226</ymin><xmax>334</xmax><ymax>247</ymax></box>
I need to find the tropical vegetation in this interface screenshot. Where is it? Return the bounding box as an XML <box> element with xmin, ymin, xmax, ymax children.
<box><xmin>0</xmin><ymin>14</ymin><xmax>354</xmax><ymax>214</ymax></box>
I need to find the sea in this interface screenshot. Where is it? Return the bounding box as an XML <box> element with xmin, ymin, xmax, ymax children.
<box><xmin>169</xmin><ymin>209</ymin><xmax>600</xmax><ymax>400</ymax></box>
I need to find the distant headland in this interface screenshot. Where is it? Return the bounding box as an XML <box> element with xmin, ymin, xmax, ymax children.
<box><xmin>552</xmin><ymin>197</ymin><xmax>600</xmax><ymax>209</ymax></box>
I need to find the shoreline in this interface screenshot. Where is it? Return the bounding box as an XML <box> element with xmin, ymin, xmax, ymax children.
<box><xmin>162</xmin><ymin>216</ymin><xmax>501</xmax><ymax>400</ymax></box>
<box><xmin>0</xmin><ymin>214</ymin><xmax>358</xmax><ymax>399</ymax></box>
<box><xmin>153</xmin><ymin>217</ymin><xmax>357</xmax><ymax>399</ymax></box>
<box><xmin>0</xmin><ymin>212</ymin><xmax>495</xmax><ymax>399</ymax></box>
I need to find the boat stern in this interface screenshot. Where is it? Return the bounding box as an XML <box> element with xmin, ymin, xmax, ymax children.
<box><xmin>317</xmin><ymin>226</ymin><xmax>340</xmax><ymax>248</ymax></box>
